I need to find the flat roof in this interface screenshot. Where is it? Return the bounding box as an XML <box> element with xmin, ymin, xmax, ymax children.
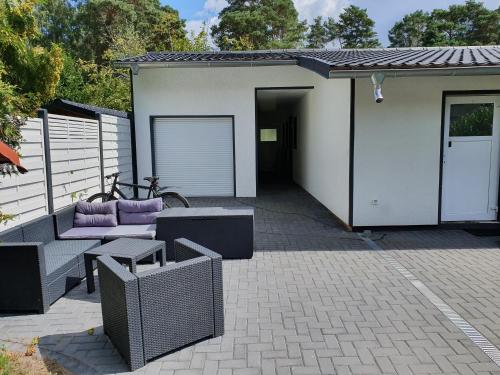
<box><xmin>45</xmin><ymin>99</ymin><xmax>128</xmax><ymax>119</ymax></box>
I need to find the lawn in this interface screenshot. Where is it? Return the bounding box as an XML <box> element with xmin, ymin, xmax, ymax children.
<box><xmin>0</xmin><ymin>347</ymin><xmax>70</xmax><ymax>375</ymax></box>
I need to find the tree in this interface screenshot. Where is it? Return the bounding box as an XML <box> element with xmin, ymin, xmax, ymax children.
<box><xmin>56</xmin><ymin>55</ymin><xmax>130</xmax><ymax>111</ymax></box>
<box><xmin>211</xmin><ymin>0</ymin><xmax>307</xmax><ymax>50</ymax></box>
<box><xmin>76</xmin><ymin>0</ymin><xmax>137</xmax><ymax>64</ymax></box>
<box><xmin>0</xmin><ymin>0</ymin><xmax>63</xmax><ymax>150</ymax></box>
<box><xmin>306</xmin><ymin>16</ymin><xmax>328</xmax><ymax>48</ymax></box>
<box><xmin>426</xmin><ymin>1</ymin><xmax>499</xmax><ymax>46</ymax></box>
<box><xmin>187</xmin><ymin>28</ymin><xmax>211</xmax><ymax>52</ymax></box>
<box><xmin>147</xmin><ymin>5</ymin><xmax>189</xmax><ymax>51</ymax></box>
<box><xmin>388</xmin><ymin>1</ymin><xmax>500</xmax><ymax>47</ymax></box>
<box><xmin>34</xmin><ymin>0</ymin><xmax>76</xmax><ymax>49</ymax></box>
<box><xmin>335</xmin><ymin>5</ymin><xmax>380</xmax><ymax>48</ymax></box>
<box><xmin>324</xmin><ymin>16</ymin><xmax>336</xmax><ymax>45</ymax></box>
<box><xmin>388</xmin><ymin>10</ymin><xmax>429</xmax><ymax>47</ymax></box>
<box><xmin>103</xmin><ymin>28</ymin><xmax>146</xmax><ymax>62</ymax></box>
<box><xmin>77</xmin><ymin>0</ymin><xmax>211</xmax><ymax>62</ymax></box>
<box><xmin>31</xmin><ymin>0</ymin><xmax>208</xmax><ymax>116</ymax></box>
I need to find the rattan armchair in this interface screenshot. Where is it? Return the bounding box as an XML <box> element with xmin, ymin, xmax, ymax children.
<box><xmin>97</xmin><ymin>238</ymin><xmax>224</xmax><ymax>370</ymax></box>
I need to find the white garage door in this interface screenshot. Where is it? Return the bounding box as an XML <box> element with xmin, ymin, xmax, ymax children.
<box><xmin>152</xmin><ymin>117</ymin><xmax>234</xmax><ymax>197</ymax></box>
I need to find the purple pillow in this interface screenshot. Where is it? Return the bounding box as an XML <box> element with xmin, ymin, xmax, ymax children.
<box><xmin>117</xmin><ymin>198</ymin><xmax>162</xmax><ymax>213</ymax></box>
<box><xmin>119</xmin><ymin>211</ymin><xmax>159</xmax><ymax>225</ymax></box>
<box><xmin>74</xmin><ymin>201</ymin><xmax>118</xmax><ymax>227</ymax></box>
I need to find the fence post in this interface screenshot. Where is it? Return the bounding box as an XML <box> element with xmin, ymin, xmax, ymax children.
<box><xmin>38</xmin><ymin>109</ymin><xmax>54</xmax><ymax>214</ymax></box>
<box><xmin>97</xmin><ymin>113</ymin><xmax>105</xmax><ymax>193</ymax></box>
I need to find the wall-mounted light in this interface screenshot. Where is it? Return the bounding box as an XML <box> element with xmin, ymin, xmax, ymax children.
<box><xmin>370</xmin><ymin>73</ymin><xmax>385</xmax><ymax>103</ymax></box>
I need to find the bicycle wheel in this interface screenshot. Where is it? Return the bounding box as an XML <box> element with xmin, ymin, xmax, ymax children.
<box><xmin>87</xmin><ymin>193</ymin><xmax>117</xmax><ymax>203</ymax></box>
<box><xmin>158</xmin><ymin>192</ymin><xmax>190</xmax><ymax>208</ymax></box>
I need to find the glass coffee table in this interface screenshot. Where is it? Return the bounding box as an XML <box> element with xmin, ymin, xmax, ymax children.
<box><xmin>84</xmin><ymin>238</ymin><xmax>166</xmax><ymax>293</ymax></box>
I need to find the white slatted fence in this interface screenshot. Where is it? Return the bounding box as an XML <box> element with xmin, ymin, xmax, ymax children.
<box><xmin>48</xmin><ymin>114</ymin><xmax>102</xmax><ymax>210</ymax></box>
<box><xmin>101</xmin><ymin>114</ymin><xmax>134</xmax><ymax>197</ymax></box>
<box><xmin>0</xmin><ymin>118</ymin><xmax>49</xmax><ymax>230</ymax></box>
<box><xmin>0</xmin><ymin>112</ymin><xmax>133</xmax><ymax>232</ymax></box>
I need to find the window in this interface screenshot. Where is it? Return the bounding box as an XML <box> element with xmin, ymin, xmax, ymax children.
<box><xmin>450</xmin><ymin>103</ymin><xmax>494</xmax><ymax>137</ymax></box>
<box><xmin>260</xmin><ymin>128</ymin><xmax>277</xmax><ymax>142</ymax></box>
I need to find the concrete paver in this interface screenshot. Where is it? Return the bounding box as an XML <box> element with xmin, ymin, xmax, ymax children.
<box><xmin>1</xmin><ymin>187</ymin><xmax>500</xmax><ymax>374</ymax></box>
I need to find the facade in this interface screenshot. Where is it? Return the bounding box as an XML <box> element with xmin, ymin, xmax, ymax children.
<box><xmin>118</xmin><ymin>47</ymin><xmax>500</xmax><ymax>229</ymax></box>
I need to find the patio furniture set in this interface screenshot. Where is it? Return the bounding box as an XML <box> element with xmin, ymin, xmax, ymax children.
<box><xmin>0</xmin><ymin>198</ymin><xmax>254</xmax><ymax>370</ymax></box>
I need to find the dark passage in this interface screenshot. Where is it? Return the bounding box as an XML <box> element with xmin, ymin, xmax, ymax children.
<box><xmin>255</xmin><ymin>88</ymin><xmax>309</xmax><ymax>186</ymax></box>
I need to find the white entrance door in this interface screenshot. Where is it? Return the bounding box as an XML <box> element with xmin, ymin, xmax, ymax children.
<box><xmin>441</xmin><ymin>96</ymin><xmax>500</xmax><ymax>222</ymax></box>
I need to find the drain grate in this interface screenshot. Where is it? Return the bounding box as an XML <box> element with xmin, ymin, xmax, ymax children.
<box><xmin>359</xmin><ymin>234</ymin><xmax>500</xmax><ymax>367</ymax></box>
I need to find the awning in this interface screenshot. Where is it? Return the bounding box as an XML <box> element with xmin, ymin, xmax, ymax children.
<box><xmin>0</xmin><ymin>140</ymin><xmax>27</xmax><ymax>173</ymax></box>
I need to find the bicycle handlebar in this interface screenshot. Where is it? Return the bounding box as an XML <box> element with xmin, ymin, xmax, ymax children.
<box><xmin>105</xmin><ymin>172</ymin><xmax>120</xmax><ymax>179</ymax></box>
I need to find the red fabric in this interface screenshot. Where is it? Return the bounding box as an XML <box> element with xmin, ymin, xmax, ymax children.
<box><xmin>0</xmin><ymin>140</ymin><xmax>27</xmax><ymax>173</ymax></box>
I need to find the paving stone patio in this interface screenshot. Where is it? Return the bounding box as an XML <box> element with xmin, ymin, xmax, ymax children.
<box><xmin>2</xmin><ymin>186</ymin><xmax>500</xmax><ymax>375</ymax></box>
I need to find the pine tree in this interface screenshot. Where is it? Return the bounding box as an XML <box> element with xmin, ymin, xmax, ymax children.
<box><xmin>306</xmin><ymin>16</ymin><xmax>328</xmax><ymax>48</ymax></box>
<box><xmin>335</xmin><ymin>5</ymin><xmax>380</xmax><ymax>48</ymax></box>
<box><xmin>211</xmin><ymin>0</ymin><xmax>307</xmax><ymax>50</ymax></box>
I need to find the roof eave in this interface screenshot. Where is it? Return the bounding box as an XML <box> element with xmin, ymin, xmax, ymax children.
<box><xmin>328</xmin><ymin>65</ymin><xmax>500</xmax><ymax>78</ymax></box>
<box><xmin>114</xmin><ymin>60</ymin><xmax>298</xmax><ymax>70</ymax></box>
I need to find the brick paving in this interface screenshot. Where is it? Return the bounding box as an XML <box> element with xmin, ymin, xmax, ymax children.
<box><xmin>379</xmin><ymin>230</ymin><xmax>500</xmax><ymax>357</ymax></box>
<box><xmin>189</xmin><ymin>185</ymin><xmax>367</xmax><ymax>252</ymax></box>
<box><xmin>1</xmin><ymin>186</ymin><xmax>500</xmax><ymax>374</ymax></box>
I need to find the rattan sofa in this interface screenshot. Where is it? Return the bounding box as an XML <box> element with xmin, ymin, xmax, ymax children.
<box><xmin>53</xmin><ymin>204</ymin><xmax>156</xmax><ymax>241</ymax></box>
<box><xmin>97</xmin><ymin>238</ymin><xmax>224</xmax><ymax>370</ymax></box>
<box><xmin>0</xmin><ymin>215</ymin><xmax>100</xmax><ymax>313</ymax></box>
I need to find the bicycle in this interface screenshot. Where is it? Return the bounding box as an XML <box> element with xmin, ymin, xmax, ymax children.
<box><xmin>87</xmin><ymin>172</ymin><xmax>190</xmax><ymax>208</ymax></box>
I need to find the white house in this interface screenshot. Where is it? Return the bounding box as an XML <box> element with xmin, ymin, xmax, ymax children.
<box><xmin>117</xmin><ymin>46</ymin><xmax>500</xmax><ymax>229</ymax></box>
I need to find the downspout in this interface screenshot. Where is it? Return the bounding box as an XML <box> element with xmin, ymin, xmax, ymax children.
<box><xmin>129</xmin><ymin>68</ymin><xmax>139</xmax><ymax>198</ymax></box>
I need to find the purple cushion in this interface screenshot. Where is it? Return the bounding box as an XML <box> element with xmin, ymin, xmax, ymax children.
<box><xmin>119</xmin><ymin>211</ymin><xmax>159</xmax><ymax>225</ymax></box>
<box><xmin>74</xmin><ymin>201</ymin><xmax>118</xmax><ymax>227</ymax></box>
<box><xmin>117</xmin><ymin>198</ymin><xmax>162</xmax><ymax>213</ymax></box>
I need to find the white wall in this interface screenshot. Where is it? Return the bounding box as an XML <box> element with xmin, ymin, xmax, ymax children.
<box><xmin>0</xmin><ymin>118</ymin><xmax>49</xmax><ymax>230</ymax></box>
<box><xmin>293</xmin><ymin>80</ymin><xmax>351</xmax><ymax>223</ymax></box>
<box><xmin>133</xmin><ymin>65</ymin><xmax>352</xmax><ymax>222</ymax></box>
<box><xmin>353</xmin><ymin>75</ymin><xmax>500</xmax><ymax>227</ymax></box>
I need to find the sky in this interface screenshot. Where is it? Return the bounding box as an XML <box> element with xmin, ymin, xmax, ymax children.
<box><xmin>162</xmin><ymin>0</ymin><xmax>499</xmax><ymax>47</ymax></box>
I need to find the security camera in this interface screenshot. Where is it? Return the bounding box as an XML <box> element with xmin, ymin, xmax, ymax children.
<box><xmin>374</xmin><ymin>85</ymin><xmax>384</xmax><ymax>103</ymax></box>
<box><xmin>371</xmin><ymin>73</ymin><xmax>385</xmax><ymax>104</ymax></box>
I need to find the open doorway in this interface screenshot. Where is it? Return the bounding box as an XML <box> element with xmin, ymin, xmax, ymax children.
<box><xmin>255</xmin><ymin>87</ymin><xmax>312</xmax><ymax>190</ymax></box>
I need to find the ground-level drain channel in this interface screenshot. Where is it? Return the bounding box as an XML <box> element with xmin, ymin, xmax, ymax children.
<box><xmin>359</xmin><ymin>234</ymin><xmax>500</xmax><ymax>368</ymax></box>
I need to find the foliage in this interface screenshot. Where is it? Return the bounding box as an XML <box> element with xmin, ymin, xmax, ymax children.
<box><xmin>323</xmin><ymin>17</ymin><xmax>337</xmax><ymax>46</ymax></box>
<box><xmin>75</xmin><ymin>0</ymin><xmax>137</xmax><ymax>64</ymax></box>
<box><xmin>388</xmin><ymin>10</ymin><xmax>429</xmax><ymax>47</ymax></box>
<box><xmin>0</xmin><ymin>211</ymin><xmax>15</xmax><ymax>224</ymax></box>
<box><xmin>147</xmin><ymin>5</ymin><xmax>189</xmax><ymax>52</ymax></box>
<box><xmin>33</xmin><ymin>0</ymin><xmax>210</xmax><ymax>113</ymax></box>
<box><xmin>211</xmin><ymin>0</ymin><xmax>307</xmax><ymax>50</ymax></box>
<box><xmin>187</xmin><ymin>28</ymin><xmax>210</xmax><ymax>52</ymax></box>
<box><xmin>103</xmin><ymin>28</ymin><xmax>146</xmax><ymax>62</ymax></box>
<box><xmin>56</xmin><ymin>54</ymin><xmax>130</xmax><ymax>111</ymax></box>
<box><xmin>0</xmin><ymin>345</ymin><xmax>70</xmax><ymax>375</ymax></box>
<box><xmin>0</xmin><ymin>0</ymin><xmax>63</xmax><ymax>150</ymax></box>
<box><xmin>334</xmin><ymin>5</ymin><xmax>380</xmax><ymax>48</ymax></box>
<box><xmin>306</xmin><ymin>16</ymin><xmax>328</xmax><ymax>48</ymax></box>
<box><xmin>35</xmin><ymin>0</ymin><xmax>76</xmax><ymax>50</ymax></box>
<box><xmin>0</xmin><ymin>347</ymin><xmax>11</xmax><ymax>375</ymax></box>
<box><xmin>389</xmin><ymin>1</ymin><xmax>499</xmax><ymax>47</ymax></box>
<box><xmin>450</xmin><ymin>104</ymin><xmax>493</xmax><ymax>137</ymax></box>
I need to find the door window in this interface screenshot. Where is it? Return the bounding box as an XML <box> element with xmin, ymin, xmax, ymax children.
<box><xmin>449</xmin><ymin>103</ymin><xmax>494</xmax><ymax>137</ymax></box>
